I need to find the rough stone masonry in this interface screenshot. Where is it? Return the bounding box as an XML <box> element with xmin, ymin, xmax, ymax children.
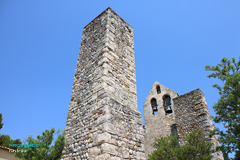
<box><xmin>62</xmin><ymin>7</ymin><xmax>145</xmax><ymax>160</ymax></box>
<box><xmin>62</xmin><ymin>7</ymin><xmax>223</xmax><ymax>160</ymax></box>
<box><xmin>144</xmin><ymin>82</ymin><xmax>224</xmax><ymax>160</ymax></box>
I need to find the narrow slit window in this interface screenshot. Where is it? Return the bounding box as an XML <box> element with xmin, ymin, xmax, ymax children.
<box><xmin>156</xmin><ymin>85</ymin><xmax>161</xmax><ymax>94</ymax></box>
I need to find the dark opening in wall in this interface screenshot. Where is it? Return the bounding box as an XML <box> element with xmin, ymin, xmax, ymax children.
<box><xmin>163</xmin><ymin>95</ymin><xmax>173</xmax><ymax>115</ymax></box>
<box><xmin>156</xmin><ymin>85</ymin><xmax>161</xmax><ymax>94</ymax></box>
<box><xmin>151</xmin><ymin>98</ymin><xmax>158</xmax><ymax>114</ymax></box>
<box><xmin>171</xmin><ymin>124</ymin><xmax>178</xmax><ymax>136</ymax></box>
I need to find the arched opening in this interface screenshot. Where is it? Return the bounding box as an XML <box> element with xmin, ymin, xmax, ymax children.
<box><xmin>156</xmin><ymin>85</ymin><xmax>161</xmax><ymax>94</ymax></box>
<box><xmin>163</xmin><ymin>95</ymin><xmax>173</xmax><ymax>115</ymax></box>
<box><xmin>151</xmin><ymin>98</ymin><xmax>158</xmax><ymax>114</ymax></box>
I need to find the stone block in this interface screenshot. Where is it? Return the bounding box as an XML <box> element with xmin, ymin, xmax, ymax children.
<box><xmin>97</xmin><ymin>114</ymin><xmax>112</xmax><ymax>124</ymax></box>
<box><xmin>110</xmin><ymin>157</ymin><xmax>121</xmax><ymax>160</ymax></box>
<box><xmin>101</xmin><ymin>143</ymin><xmax>116</xmax><ymax>155</ymax></box>
<box><xmin>102</xmin><ymin>105</ymin><xmax>111</xmax><ymax>114</ymax></box>
<box><xmin>95</xmin><ymin>153</ymin><xmax>110</xmax><ymax>160</ymax></box>
<box><xmin>122</xmin><ymin>150</ymin><xmax>129</xmax><ymax>158</ymax></box>
<box><xmin>96</xmin><ymin>132</ymin><xmax>111</xmax><ymax>144</ymax></box>
<box><xmin>89</xmin><ymin>146</ymin><xmax>101</xmax><ymax>156</ymax></box>
<box><xmin>102</xmin><ymin>122</ymin><xmax>116</xmax><ymax>134</ymax></box>
<box><xmin>136</xmin><ymin>134</ymin><xmax>144</xmax><ymax>142</ymax></box>
<box><xmin>136</xmin><ymin>151</ymin><xmax>145</xmax><ymax>160</ymax></box>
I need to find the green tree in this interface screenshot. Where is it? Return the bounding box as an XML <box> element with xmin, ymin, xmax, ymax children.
<box><xmin>0</xmin><ymin>113</ymin><xmax>22</xmax><ymax>149</ymax></box>
<box><xmin>15</xmin><ymin>128</ymin><xmax>65</xmax><ymax>160</ymax></box>
<box><xmin>148</xmin><ymin>129</ymin><xmax>214</xmax><ymax>160</ymax></box>
<box><xmin>205</xmin><ymin>57</ymin><xmax>240</xmax><ymax>160</ymax></box>
<box><xmin>0</xmin><ymin>113</ymin><xmax>3</xmax><ymax>130</ymax></box>
<box><xmin>0</xmin><ymin>135</ymin><xmax>22</xmax><ymax>150</ymax></box>
<box><xmin>0</xmin><ymin>134</ymin><xmax>11</xmax><ymax>147</ymax></box>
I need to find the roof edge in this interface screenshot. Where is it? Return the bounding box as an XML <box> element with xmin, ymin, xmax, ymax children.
<box><xmin>0</xmin><ymin>145</ymin><xmax>16</xmax><ymax>152</ymax></box>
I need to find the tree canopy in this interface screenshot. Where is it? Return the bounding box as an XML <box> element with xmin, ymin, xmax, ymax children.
<box><xmin>205</xmin><ymin>57</ymin><xmax>240</xmax><ymax>160</ymax></box>
<box><xmin>0</xmin><ymin>113</ymin><xmax>22</xmax><ymax>150</ymax></box>
<box><xmin>0</xmin><ymin>113</ymin><xmax>3</xmax><ymax>130</ymax></box>
<box><xmin>148</xmin><ymin>129</ymin><xmax>214</xmax><ymax>160</ymax></box>
<box><xmin>14</xmin><ymin>128</ymin><xmax>65</xmax><ymax>160</ymax></box>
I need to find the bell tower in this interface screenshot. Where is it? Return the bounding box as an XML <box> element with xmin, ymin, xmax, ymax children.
<box><xmin>143</xmin><ymin>81</ymin><xmax>179</xmax><ymax>158</ymax></box>
<box><xmin>144</xmin><ymin>82</ymin><xmax>224</xmax><ymax>160</ymax></box>
<box><xmin>62</xmin><ymin>7</ymin><xmax>145</xmax><ymax>160</ymax></box>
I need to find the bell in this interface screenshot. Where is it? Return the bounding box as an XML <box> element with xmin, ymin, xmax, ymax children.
<box><xmin>164</xmin><ymin>96</ymin><xmax>172</xmax><ymax>113</ymax></box>
<box><xmin>152</xmin><ymin>105</ymin><xmax>158</xmax><ymax>112</ymax></box>
<box><xmin>165</xmin><ymin>105</ymin><xmax>172</xmax><ymax>113</ymax></box>
<box><xmin>151</xmin><ymin>99</ymin><xmax>158</xmax><ymax>112</ymax></box>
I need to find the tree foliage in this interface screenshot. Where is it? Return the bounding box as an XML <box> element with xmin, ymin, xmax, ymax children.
<box><xmin>14</xmin><ymin>128</ymin><xmax>65</xmax><ymax>160</ymax></box>
<box><xmin>0</xmin><ymin>134</ymin><xmax>22</xmax><ymax>150</ymax></box>
<box><xmin>0</xmin><ymin>113</ymin><xmax>22</xmax><ymax>150</ymax></box>
<box><xmin>0</xmin><ymin>113</ymin><xmax>3</xmax><ymax>130</ymax></box>
<box><xmin>148</xmin><ymin>129</ymin><xmax>214</xmax><ymax>160</ymax></box>
<box><xmin>205</xmin><ymin>57</ymin><xmax>240</xmax><ymax>160</ymax></box>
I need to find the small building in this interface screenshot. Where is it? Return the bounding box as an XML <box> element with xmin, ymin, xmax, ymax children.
<box><xmin>0</xmin><ymin>146</ymin><xmax>20</xmax><ymax>160</ymax></box>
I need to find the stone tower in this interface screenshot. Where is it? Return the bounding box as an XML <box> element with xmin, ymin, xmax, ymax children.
<box><xmin>144</xmin><ymin>82</ymin><xmax>224</xmax><ymax>160</ymax></box>
<box><xmin>62</xmin><ymin>7</ymin><xmax>145</xmax><ymax>160</ymax></box>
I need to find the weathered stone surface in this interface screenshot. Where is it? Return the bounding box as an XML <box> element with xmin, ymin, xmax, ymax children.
<box><xmin>62</xmin><ymin>6</ymin><xmax>221</xmax><ymax>160</ymax></box>
<box><xmin>95</xmin><ymin>153</ymin><xmax>110</xmax><ymax>160</ymax></box>
<box><xmin>97</xmin><ymin>114</ymin><xmax>112</xmax><ymax>124</ymax></box>
<box><xmin>137</xmin><ymin>151</ymin><xmax>146</xmax><ymax>159</ymax></box>
<box><xmin>101</xmin><ymin>143</ymin><xmax>116</xmax><ymax>155</ymax></box>
<box><xmin>102</xmin><ymin>122</ymin><xmax>116</xmax><ymax>135</ymax></box>
<box><xmin>144</xmin><ymin>82</ymin><xmax>223</xmax><ymax>160</ymax></box>
<box><xmin>95</xmin><ymin>132</ymin><xmax>111</xmax><ymax>144</ymax></box>
<box><xmin>89</xmin><ymin>146</ymin><xmax>101</xmax><ymax>156</ymax></box>
<box><xmin>62</xmin><ymin>7</ymin><xmax>145</xmax><ymax>160</ymax></box>
<box><xmin>110</xmin><ymin>157</ymin><xmax>121</xmax><ymax>160</ymax></box>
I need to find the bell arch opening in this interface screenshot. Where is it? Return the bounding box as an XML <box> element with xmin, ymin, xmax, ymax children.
<box><xmin>151</xmin><ymin>98</ymin><xmax>158</xmax><ymax>114</ymax></box>
<box><xmin>163</xmin><ymin>95</ymin><xmax>173</xmax><ymax>115</ymax></box>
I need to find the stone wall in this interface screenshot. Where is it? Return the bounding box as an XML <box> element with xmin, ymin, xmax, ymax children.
<box><xmin>62</xmin><ymin>7</ymin><xmax>145</xmax><ymax>160</ymax></box>
<box><xmin>87</xmin><ymin>97</ymin><xmax>145</xmax><ymax>159</ymax></box>
<box><xmin>173</xmin><ymin>89</ymin><xmax>211</xmax><ymax>142</ymax></box>
<box><xmin>173</xmin><ymin>89</ymin><xmax>224</xmax><ymax>160</ymax></box>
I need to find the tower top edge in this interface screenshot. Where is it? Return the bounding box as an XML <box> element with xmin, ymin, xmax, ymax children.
<box><xmin>173</xmin><ymin>88</ymin><xmax>202</xmax><ymax>100</ymax></box>
<box><xmin>83</xmin><ymin>7</ymin><xmax>132</xmax><ymax>29</ymax></box>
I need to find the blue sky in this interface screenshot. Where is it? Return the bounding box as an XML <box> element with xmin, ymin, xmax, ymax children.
<box><xmin>0</xmin><ymin>0</ymin><xmax>239</xmax><ymax>158</ymax></box>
